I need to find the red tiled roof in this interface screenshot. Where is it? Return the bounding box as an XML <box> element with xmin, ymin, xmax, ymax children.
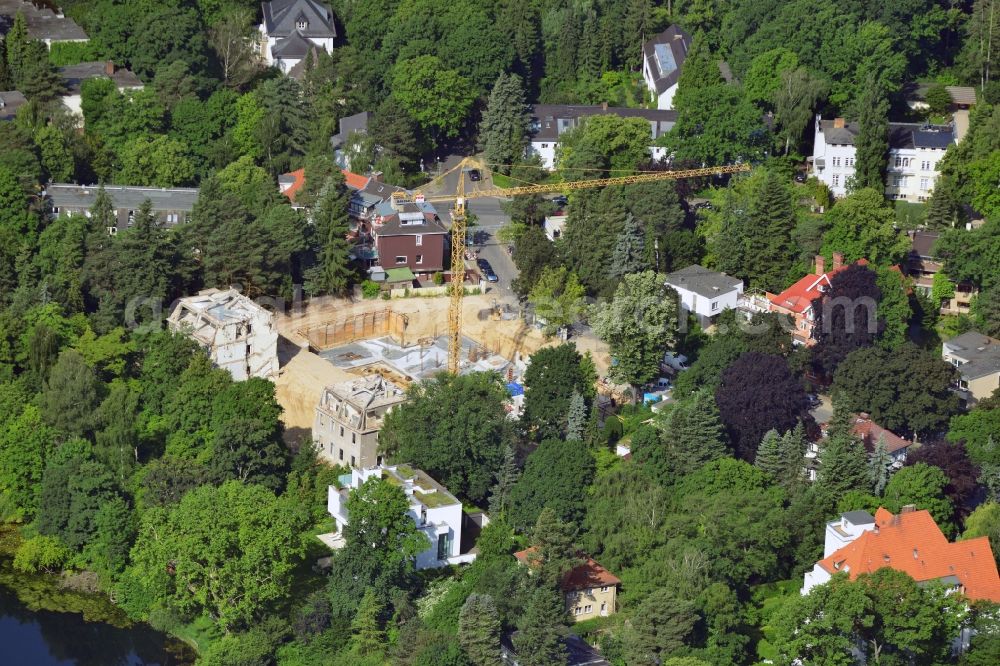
<box><xmin>514</xmin><ymin>547</ymin><xmax>621</xmax><ymax>592</ymax></box>
<box><xmin>852</xmin><ymin>414</ymin><xmax>911</xmax><ymax>454</ymax></box>
<box><xmin>280</xmin><ymin>168</ymin><xmax>305</xmax><ymax>202</ymax></box>
<box><xmin>818</xmin><ymin>508</ymin><xmax>1000</xmax><ymax>603</ymax></box>
<box><xmin>768</xmin><ymin>259</ymin><xmax>868</xmax><ymax>314</ymax></box>
<box><xmin>342</xmin><ymin>169</ymin><xmax>369</xmax><ymax>190</ymax></box>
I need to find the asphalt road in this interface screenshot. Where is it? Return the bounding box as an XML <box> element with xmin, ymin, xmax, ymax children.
<box><xmin>420</xmin><ymin>156</ymin><xmax>520</xmax><ymax>303</ymax></box>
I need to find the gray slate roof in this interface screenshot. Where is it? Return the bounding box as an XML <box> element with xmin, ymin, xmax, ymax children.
<box><xmin>642</xmin><ymin>24</ymin><xmax>690</xmax><ymax>95</ymax></box>
<box><xmin>841</xmin><ymin>510</ymin><xmax>875</xmax><ymax>525</ymax></box>
<box><xmin>820</xmin><ymin>119</ymin><xmax>954</xmax><ymax>151</ymax></box>
<box><xmin>0</xmin><ymin>90</ymin><xmax>27</xmax><ymax>121</ymax></box>
<box><xmin>373</xmin><ymin>201</ymin><xmax>448</xmax><ymax>237</ymax></box>
<box><xmin>945</xmin><ymin>331</ymin><xmax>1000</xmax><ymax>381</ymax></box>
<box><xmin>664</xmin><ymin>264</ymin><xmax>742</xmax><ymax>299</ymax></box>
<box><xmin>59</xmin><ymin>62</ymin><xmax>143</xmax><ymax>96</ymax></box>
<box><xmin>330</xmin><ymin>111</ymin><xmax>370</xmax><ymax>148</ymax></box>
<box><xmin>530</xmin><ymin>104</ymin><xmax>677</xmax><ymax>142</ymax></box>
<box><xmin>0</xmin><ymin>0</ymin><xmax>87</xmax><ymax>42</ymax></box>
<box><xmin>261</xmin><ymin>0</ymin><xmax>335</xmax><ymax>39</ymax></box>
<box><xmin>48</xmin><ymin>184</ymin><xmax>199</xmax><ymax>212</ymax></box>
<box><xmin>271</xmin><ymin>29</ymin><xmax>314</xmax><ymax>59</ymax></box>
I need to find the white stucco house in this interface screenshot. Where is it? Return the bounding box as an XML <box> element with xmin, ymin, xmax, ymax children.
<box><xmin>167</xmin><ymin>288</ymin><xmax>279</xmax><ymax>382</ymax></box>
<box><xmin>641</xmin><ymin>25</ymin><xmax>690</xmax><ymax>110</ymax></box>
<box><xmin>664</xmin><ymin>265</ymin><xmax>744</xmax><ymax>324</ymax></box>
<box><xmin>59</xmin><ymin>61</ymin><xmax>143</xmax><ymax>122</ymax></box>
<box><xmin>328</xmin><ymin>464</ymin><xmax>484</xmax><ymax>570</ymax></box>
<box><xmin>810</xmin><ymin>115</ymin><xmax>955</xmax><ymax>202</ymax></box>
<box><xmin>258</xmin><ymin>0</ymin><xmax>336</xmax><ymax>75</ymax></box>
<box><xmin>527</xmin><ymin>104</ymin><xmax>676</xmax><ymax>170</ymax></box>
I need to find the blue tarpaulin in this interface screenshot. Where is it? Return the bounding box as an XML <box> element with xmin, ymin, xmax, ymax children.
<box><xmin>506</xmin><ymin>382</ymin><xmax>524</xmax><ymax>396</ymax></box>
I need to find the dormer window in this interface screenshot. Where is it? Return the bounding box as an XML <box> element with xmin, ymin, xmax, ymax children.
<box><xmin>297</xmin><ymin>20</ymin><xmax>307</xmax><ymax>30</ymax></box>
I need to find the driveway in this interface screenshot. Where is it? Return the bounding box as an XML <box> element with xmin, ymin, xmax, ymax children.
<box><xmin>810</xmin><ymin>393</ymin><xmax>833</xmax><ymax>426</ymax></box>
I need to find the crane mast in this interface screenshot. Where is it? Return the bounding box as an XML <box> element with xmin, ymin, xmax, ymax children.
<box><xmin>390</xmin><ymin>160</ymin><xmax>752</xmax><ymax>374</ymax></box>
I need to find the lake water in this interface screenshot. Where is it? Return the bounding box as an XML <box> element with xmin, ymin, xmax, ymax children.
<box><xmin>0</xmin><ymin>585</ymin><xmax>194</xmax><ymax>666</ymax></box>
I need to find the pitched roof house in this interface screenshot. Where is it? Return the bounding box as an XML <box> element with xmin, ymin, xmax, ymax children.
<box><xmin>664</xmin><ymin>264</ymin><xmax>744</xmax><ymax>323</ymax></box>
<box><xmin>641</xmin><ymin>24</ymin><xmax>690</xmax><ymax>110</ymax></box>
<box><xmin>258</xmin><ymin>0</ymin><xmax>336</xmax><ymax>74</ymax></box>
<box><xmin>0</xmin><ymin>90</ymin><xmax>27</xmax><ymax>121</ymax></box>
<box><xmin>802</xmin><ymin>507</ymin><xmax>1000</xmax><ymax>603</ymax></box>
<box><xmin>527</xmin><ymin>103</ymin><xmax>677</xmax><ymax>169</ymax></box>
<box><xmin>47</xmin><ymin>183</ymin><xmax>199</xmax><ymax>233</ymax></box>
<box><xmin>59</xmin><ymin>61</ymin><xmax>143</xmax><ymax>121</ymax></box>
<box><xmin>514</xmin><ymin>548</ymin><xmax>621</xmax><ymax>622</ymax></box>
<box><xmin>371</xmin><ymin>199</ymin><xmax>448</xmax><ymax>274</ymax></box>
<box><xmin>767</xmin><ymin>253</ymin><xmax>863</xmax><ymax>345</ymax></box>
<box><xmin>330</xmin><ymin>111</ymin><xmax>371</xmax><ymax>168</ymax></box>
<box><xmin>0</xmin><ymin>0</ymin><xmax>88</xmax><ymax>46</ymax></box>
<box><xmin>943</xmin><ymin>331</ymin><xmax>1000</xmax><ymax>407</ymax></box>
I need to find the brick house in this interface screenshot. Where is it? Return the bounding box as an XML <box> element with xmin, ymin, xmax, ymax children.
<box><xmin>370</xmin><ymin>199</ymin><xmax>448</xmax><ymax>276</ymax></box>
<box><xmin>767</xmin><ymin>253</ymin><xmax>866</xmax><ymax>346</ymax></box>
<box><xmin>514</xmin><ymin>548</ymin><xmax>620</xmax><ymax>622</ymax></box>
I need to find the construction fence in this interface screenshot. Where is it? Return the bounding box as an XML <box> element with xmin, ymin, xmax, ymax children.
<box><xmin>299</xmin><ymin>309</ymin><xmax>408</xmax><ymax>351</ymax></box>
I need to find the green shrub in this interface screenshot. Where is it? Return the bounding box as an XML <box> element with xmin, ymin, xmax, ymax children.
<box><xmin>433</xmin><ymin>272</ymin><xmax>445</xmax><ymax>286</ymax></box>
<box><xmin>13</xmin><ymin>534</ymin><xmax>71</xmax><ymax>573</ymax></box>
<box><xmin>361</xmin><ymin>280</ymin><xmax>380</xmax><ymax>299</ymax></box>
<box><xmin>48</xmin><ymin>41</ymin><xmax>100</xmax><ymax>66</ymax></box>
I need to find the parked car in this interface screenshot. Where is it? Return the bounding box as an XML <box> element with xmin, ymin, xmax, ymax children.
<box><xmin>477</xmin><ymin>258</ymin><xmax>498</xmax><ymax>282</ymax></box>
<box><xmin>794</xmin><ymin>172</ymin><xmax>807</xmax><ymax>183</ymax></box>
<box><xmin>468</xmin><ymin>169</ymin><xmax>481</xmax><ymax>182</ymax></box>
<box><xmin>807</xmin><ymin>393</ymin><xmax>822</xmax><ymax>408</ymax></box>
<box><xmin>552</xmin><ymin>195</ymin><xmax>568</xmax><ymax>206</ymax></box>
<box><xmin>662</xmin><ymin>352</ymin><xmax>689</xmax><ymax>372</ymax></box>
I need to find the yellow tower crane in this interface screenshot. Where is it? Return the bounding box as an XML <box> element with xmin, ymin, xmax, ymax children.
<box><xmin>390</xmin><ymin>158</ymin><xmax>751</xmax><ymax>373</ymax></box>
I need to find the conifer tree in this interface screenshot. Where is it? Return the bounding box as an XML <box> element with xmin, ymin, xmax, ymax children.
<box><xmin>488</xmin><ymin>444</ymin><xmax>519</xmax><ymax>519</ymax></box>
<box><xmin>853</xmin><ymin>73</ymin><xmax>890</xmax><ymax>192</ymax></box>
<box><xmin>657</xmin><ymin>389</ymin><xmax>728</xmax><ymax>478</ymax></box>
<box><xmin>818</xmin><ymin>410</ymin><xmax>872</xmax><ymax>501</ymax></box>
<box><xmin>610</xmin><ymin>213</ymin><xmax>647</xmax><ymax>279</ymax></box>
<box><xmin>480</xmin><ymin>73</ymin><xmax>530</xmax><ymax>175</ymax></box>
<box><xmin>755</xmin><ymin>429</ymin><xmax>784</xmax><ymax>477</ymax></box>
<box><xmin>459</xmin><ymin>593</ymin><xmax>502</xmax><ymax>666</ymax></box>
<box><xmin>566</xmin><ymin>390</ymin><xmax>587</xmax><ymax>442</ymax></box>
<box><xmin>924</xmin><ymin>176</ymin><xmax>963</xmax><ymax>229</ymax></box>
<box><xmin>349</xmin><ymin>588</ymin><xmax>385</xmax><ymax>657</ymax></box>
<box><xmin>745</xmin><ymin>171</ymin><xmax>797</xmax><ymax>291</ymax></box>
<box><xmin>869</xmin><ymin>436</ymin><xmax>893</xmax><ymax>496</ymax></box>
<box><xmin>305</xmin><ymin>174</ymin><xmax>354</xmax><ymax>296</ymax></box>
<box><xmin>5</xmin><ymin>12</ymin><xmax>28</xmax><ymax>87</ymax></box>
<box><xmin>513</xmin><ymin>586</ymin><xmax>567</xmax><ymax>666</ymax></box>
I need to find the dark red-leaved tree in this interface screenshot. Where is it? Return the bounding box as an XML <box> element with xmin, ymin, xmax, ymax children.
<box><xmin>715</xmin><ymin>352</ymin><xmax>816</xmax><ymax>462</ymax></box>
<box><xmin>905</xmin><ymin>439</ymin><xmax>981</xmax><ymax>521</ymax></box>
<box><xmin>811</xmin><ymin>263</ymin><xmax>884</xmax><ymax>379</ymax></box>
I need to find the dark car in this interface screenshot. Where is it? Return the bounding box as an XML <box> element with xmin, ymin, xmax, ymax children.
<box><xmin>552</xmin><ymin>195</ymin><xmax>568</xmax><ymax>206</ymax></box>
<box><xmin>477</xmin><ymin>258</ymin><xmax>498</xmax><ymax>282</ymax></box>
<box><xmin>807</xmin><ymin>393</ymin><xmax>821</xmax><ymax>408</ymax></box>
<box><xmin>794</xmin><ymin>172</ymin><xmax>807</xmax><ymax>183</ymax></box>
<box><xmin>468</xmin><ymin>169</ymin><xmax>481</xmax><ymax>182</ymax></box>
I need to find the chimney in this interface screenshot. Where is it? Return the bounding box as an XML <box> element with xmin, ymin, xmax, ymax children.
<box><xmin>601</xmin><ymin>102</ymin><xmax>608</xmax><ymax>111</ymax></box>
<box><xmin>814</xmin><ymin>255</ymin><xmax>825</xmax><ymax>276</ymax></box>
<box><xmin>105</xmin><ymin>60</ymin><xmax>115</xmax><ymax>76</ymax></box>
<box><xmin>832</xmin><ymin>252</ymin><xmax>844</xmax><ymax>269</ymax></box>
<box><xmin>833</xmin><ymin>117</ymin><xmax>845</xmax><ymax>129</ymax></box>
<box><xmin>901</xmin><ymin>504</ymin><xmax>916</xmax><ymax>514</ymax></box>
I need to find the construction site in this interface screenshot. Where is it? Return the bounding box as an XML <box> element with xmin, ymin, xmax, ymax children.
<box><xmin>271</xmin><ymin>293</ymin><xmax>612</xmax><ymax>441</ymax></box>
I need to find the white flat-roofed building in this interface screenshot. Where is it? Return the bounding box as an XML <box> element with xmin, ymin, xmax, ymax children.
<box><xmin>328</xmin><ymin>464</ymin><xmax>483</xmax><ymax>569</ymax></box>
<box><xmin>167</xmin><ymin>289</ymin><xmax>278</xmax><ymax>381</ymax></box>
<box><xmin>664</xmin><ymin>264</ymin><xmax>744</xmax><ymax>324</ymax></box>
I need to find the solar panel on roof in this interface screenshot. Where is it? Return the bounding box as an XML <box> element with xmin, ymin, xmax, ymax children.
<box><xmin>654</xmin><ymin>43</ymin><xmax>677</xmax><ymax>77</ymax></box>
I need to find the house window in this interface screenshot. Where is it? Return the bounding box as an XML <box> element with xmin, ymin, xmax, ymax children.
<box><xmin>919</xmin><ymin>178</ymin><xmax>929</xmax><ymax>191</ymax></box>
<box><xmin>584</xmin><ymin>605</ymin><xmax>592</xmax><ymax>614</ymax></box>
<box><xmin>600</xmin><ymin>586</ymin><xmax>609</xmax><ymax>593</ymax></box>
<box><xmin>541</xmin><ymin>143</ymin><xmax>549</xmax><ymax>148</ymax></box>
<box><xmin>415</xmin><ymin>254</ymin><xmax>423</xmax><ymax>264</ymax></box>
<box><xmin>340</xmin><ymin>426</ymin><xmax>344</xmax><ymax>437</ymax></box>
<box><xmin>711</xmin><ymin>301</ymin><xmax>719</xmax><ymax>311</ymax></box>
<box><xmin>437</xmin><ymin>533</ymin><xmax>451</xmax><ymax>560</ymax></box>
<box><xmin>415</xmin><ymin>234</ymin><xmax>423</xmax><ymax>246</ymax></box>
<box><xmin>52</xmin><ymin>207</ymin><xmax>59</xmax><ymax>214</ymax></box>
<box><xmin>895</xmin><ymin>156</ymin><xmax>902</xmax><ymax>168</ymax></box>
<box><xmin>351</xmin><ymin>432</ymin><xmax>356</xmax><ymax>444</ymax></box>
<box><xmin>339</xmin><ymin>448</ymin><xmax>343</xmax><ymax>461</ymax></box>
<box><xmin>395</xmin><ymin>256</ymin><xmax>407</xmax><ymax>264</ymax></box>
<box><xmin>296</xmin><ymin>19</ymin><xmax>307</xmax><ymax>30</ymax></box>
<box><xmin>832</xmin><ymin>174</ymin><xmax>840</xmax><ymax>187</ymax></box>
<box><xmin>107</xmin><ymin>226</ymin><xmax>117</xmax><ymax>235</ymax></box>
<box><xmin>351</xmin><ymin>455</ymin><xmax>356</xmax><ymax>467</ymax></box>
<box><xmin>846</xmin><ymin>157</ymin><xmax>854</xmax><ymax>167</ymax></box>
